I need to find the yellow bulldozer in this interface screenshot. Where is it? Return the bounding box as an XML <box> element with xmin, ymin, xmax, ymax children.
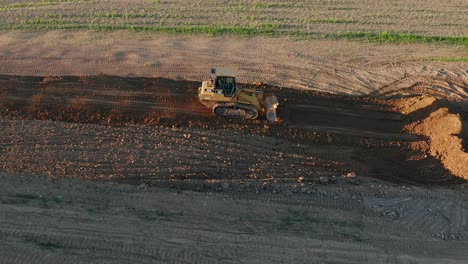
<box><xmin>197</xmin><ymin>67</ymin><xmax>279</xmax><ymax>122</ymax></box>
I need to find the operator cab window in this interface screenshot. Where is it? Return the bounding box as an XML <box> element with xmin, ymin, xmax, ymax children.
<box><xmin>216</xmin><ymin>76</ymin><xmax>236</xmax><ymax>97</ymax></box>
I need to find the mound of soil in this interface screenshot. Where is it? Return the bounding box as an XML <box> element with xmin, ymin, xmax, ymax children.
<box><xmin>390</xmin><ymin>96</ymin><xmax>436</xmax><ymax>115</ymax></box>
<box><xmin>405</xmin><ymin>108</ymin><xmax>468</xmax><ymax>180</ymax></box>
<box><xmin>391</xmin><ymin>96</ymin><xmax>468</xmax><ymax>180</ymax></box>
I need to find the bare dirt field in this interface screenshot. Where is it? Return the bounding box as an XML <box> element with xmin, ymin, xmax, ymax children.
<box><xmin>1</xmin><ymin>173</ymin><xmax>468</xmax><ymax>263</ymax></box>
<box><xmin>1</xmin><ymin>75</ymin><xmax>466</xmax><ymax>183</ymax></box>
<box><xmin>0</xmin><ymin>31</ymin><xmax>467</xmax><ymax>97</ymax></box>
<box><xmin>0</xmin><ymin>0</ymin><xmax>468</xmax><ymax>263</ymax></box>
<box><xmin>0</xmin><ymin>74</ymin><xmax>467</xmax><ymax>263</ymax></box>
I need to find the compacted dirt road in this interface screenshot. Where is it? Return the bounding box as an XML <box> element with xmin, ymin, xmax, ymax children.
<box><xmin>1</xmin><ymin>172</ymin><xmax>468</xmax><ymax>263</ymax></box>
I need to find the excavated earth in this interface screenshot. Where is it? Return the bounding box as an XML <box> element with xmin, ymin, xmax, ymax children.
<box><xmin>0</xmin><ymin>75</ymin><xmax>465</xmax><ymax>186</ymax></box>
<box><xmin>1</xmin><ymin>74</ymin><xmax>468</xmax><ymax>263</ymax></box>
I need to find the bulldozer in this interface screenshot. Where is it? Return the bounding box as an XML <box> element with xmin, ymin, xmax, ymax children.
<box><xmin>197</xmin><ymin>67</ymin><xmax>279</xmax><ymax>122</ymax></box>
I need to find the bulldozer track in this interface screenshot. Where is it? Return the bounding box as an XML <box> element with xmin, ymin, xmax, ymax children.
<box><xmin>213</xmin><ymin>102</ymin><xmax>259</xmax><ymax>120</ymax></box>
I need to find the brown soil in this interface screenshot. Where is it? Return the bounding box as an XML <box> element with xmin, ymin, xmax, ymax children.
<box><xmin>410</xmin><ymin>108</ymin><xmax>468</xmax><ymax>179</ymax></box>
<box><xmin>1</xmin><ymin>173</ymin><xmax>467</xmax><ymax>264</ymax></box>
<box><xmin>0</xmin><ymin>74</ymin><xmax>464</xmax><ymax>186</ymax></box>
<box><xmin>0</xmin><ymin>31</ymin><xmax>467</xmax><ymax>264</ymax></box>
<box><xmin>1</xmin><ymin>32</ymin><xmax>467</xmax><ymax>97</ymax></box>
<box><xmin>390</xmin><ymin>96</ymin><xmax>437</xmax><ymax>114</ymax></box>
<box><xmin>1</xmin><ymin>79</ymin><xmax>467</xmax><ymax>263</ymax></box>
<box><xmin>390</xmin><ymin>96</ymin><xmax>468</xmax><ymax>180</ymax></box>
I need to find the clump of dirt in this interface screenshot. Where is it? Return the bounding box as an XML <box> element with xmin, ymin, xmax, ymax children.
<box><xmin>397</xmin><ymin>98</ymin><xmax>468</xmax><ymax>180</ymax></box>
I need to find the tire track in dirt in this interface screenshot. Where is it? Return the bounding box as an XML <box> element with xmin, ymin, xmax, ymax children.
<box><xmin>2</xmin><ymin>32</ymin><xmax>467</xmax><ymax>97</ymax></box>
<box><xmin>0</xmin><ymin>119</ymin><xmax>340</xmax><ymax>186</ymax></box>
<box><xmin>2</xmin><ymin>202</ymin><xmax>366</xmax><ymax>263</ymax></box>
<box><xmin>373</xmin><ymin>74</ymin><xmax>468</xmax><ymax>100</ymax></box>
<box><xmin>1</xmin><ymin>174</ymin><xmax>468</xmax><ymax>263</ymax></box>
<box><xmin>360</xmin><ymin>194</ymin><xmax>468</xmax><ymax>260</ymax></box>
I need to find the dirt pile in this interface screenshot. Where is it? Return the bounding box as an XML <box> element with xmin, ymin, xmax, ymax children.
<box><xmin>392</xmin><ymin>96</ymin><xmax>468</xmax><ymax>180</ymax></box>
<box><xmin>390</xmin><ymin>96</ymin><xmax>436</xmax><ymax>115</ymax></box>
<box><xmin>406</xmin><ymin>108</ymin><xmax>468</xmax><ymax>180</ymax></box>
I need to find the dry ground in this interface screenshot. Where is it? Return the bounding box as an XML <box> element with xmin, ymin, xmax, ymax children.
<box><xmin>0</xmin><ymin>31</ymin><xmax>467</xmax><ymax>97</ymax></box>
<box><xmin>0</xmin><ymin>1</ymin><xmax>467</xmax><ymax>262</ymax></box>
<box><xmin>1</xmin><ymin>173</ymin><xmax>468</xmax><ymax>263</ymax></box>
<box><xmin>0</xmin><ymin>74</ymin><xmax>467</xmax><ymax>263</ymax></box>
<box><xmin>1</xmin><ymin>75</ymin><xmax>465</xmax><ymax>184</ymax></box>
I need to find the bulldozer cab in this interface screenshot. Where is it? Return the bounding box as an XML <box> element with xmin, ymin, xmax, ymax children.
<box><xmin>211</xmin><ymin>68</ymin><xmax>237</xmax><ymax>97</ymax></box>
<box><xmin>215</xmin><ymin>76</ymin><xmax>236</xmax><ymax>97</ymax></box>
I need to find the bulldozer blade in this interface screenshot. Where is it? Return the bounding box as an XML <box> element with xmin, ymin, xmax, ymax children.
<box><xmin>264</xmin><ymin>95</ymin><xmax>279</xmax><ymax>123</ymax></box>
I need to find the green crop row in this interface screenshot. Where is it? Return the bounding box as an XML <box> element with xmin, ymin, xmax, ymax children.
<box><xmin>421</xmin><ymin>57</ymin><xmax>468</xmax><ymax>62</ymax></box>
<box><xmin>1</xmin><ymin>20</ymin><xmax>281</xmax><ymax>36</ymax></box>
<box><xmin>289</xmin><ymin>31</ymin><xmax>468</xmax><ymax>45</ymax></box>
<box><xmin>1</xmin><ymin>19</ymin><xmax>466</xmax><ymax>46</ymax></box>
<box><xmin>0</xmin><ymin>0</ymin><xmax>87</xmax><ymax>10</ymax></box>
